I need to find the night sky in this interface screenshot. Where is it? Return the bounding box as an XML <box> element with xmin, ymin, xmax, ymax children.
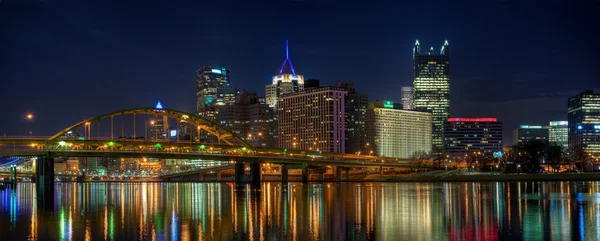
<box><xmin>1</xmin><ymin>0</ymin><xmax>599</xmax><ymax>145</ymax></box>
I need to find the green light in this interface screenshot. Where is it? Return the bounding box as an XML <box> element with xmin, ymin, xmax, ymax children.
<box><xmin>108</xmin><ymin>142</ymin><xmax>115</xmax><ymax>147</ymax></box>
<box><xmin>284</xmin><ymin>149</ymin><xmax>287</xmax><ymax>152</ymax></box>
<box><xmin>155</xmin><ymin>143</ymin><xmax>162</xmax><ymax>148</ymax></box>
<box><xmin>59</xmin><ymin>141</ymin><xmax>66</xmax><ymax>146</ymax></box>
<box><xmin>383</xmin><ymin>101</ymin><xmax>394</xmax><ymax>108</ymax></box>
<box><xmin>199</xmin><ymin>145</ymin><xmax>206</xmax><ymax>149</ymax></box>
<box><xmin>241</xmin><ymin>147</ymin><xmax>247</xmax><ymax>151</ymax></box>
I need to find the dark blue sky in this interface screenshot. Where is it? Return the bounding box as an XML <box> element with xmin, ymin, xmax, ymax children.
<box><xmin>1</xmin><ymin>0</ymin><xmax>599</xmax><ymax>144</ymax></box>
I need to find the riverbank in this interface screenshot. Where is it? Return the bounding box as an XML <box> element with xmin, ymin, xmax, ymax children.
<box><xmin>360</xmin><ymin>170</ymin><xmax>600</xmax><ymax>182</ymax></box>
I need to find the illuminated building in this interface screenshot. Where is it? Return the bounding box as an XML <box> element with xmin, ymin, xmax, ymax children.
<box><xmin>265</xmin><ymin>40</ymin><xmax>304</xmax><ymax>108</ymax></box>
<box><xmin>336</xmin><ymin>82</ymin><xmax>369</xmax><ymax>154</ymax></box>
<box><xmin>401</xmin><ymin>86</ymin><xmax>414</xmax><ymax>110</ymax></box>
<box><xmin>548</xmin><ymin>121</ymin><xmax>568</xmax><ymax>149</ymax></box>
<box><xmin>150</xmin><ymin>101</ymin><xmax>169</xmax><ymax>140</ymax></box>
<box><xmin>365</xmin><ymin>100</ymin><xmax>432</xmax><ymax>158</ymax></box>
<box><xmin>196</xmin><ymin>66</ymin><xmax>237</xmax><ymax>119</ymax></box>
<box><xmin>413</xmin><ymin>40</ymin><xmax>450</xmax><ymax>152</ymax></box>
<box><xmin>568</xmin><ymin>90</ymin><xmax>600</xmax><ymax>158</ymax></box>
<box><xmin>513</xmin><ymin>125</ymin><xmax>548</xmax><ymax>145</ymax></box>
<box><xmin>278</xmin><ymin>87</ymin><xmax>346</xmax><ymax>153</ymax></box>
<box><xmin>217</xmin><ymin>91</ymin><xmax>277</xmax><ymax>147</ymax></box>
<box><xmin>444</xmin><ymin>118</ymin><xmax>503</xmax><ymax>158</ymax></box>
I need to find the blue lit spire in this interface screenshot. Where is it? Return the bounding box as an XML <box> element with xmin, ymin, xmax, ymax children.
<box><xmin>155</xmin><ymin>101</ymin><xmax>163</xmax><ymax>109</ymax></box>
<box><xmin>277</xmin><ymin>40</ymin><xmax>297</xmax><ymax>76</ymax></box>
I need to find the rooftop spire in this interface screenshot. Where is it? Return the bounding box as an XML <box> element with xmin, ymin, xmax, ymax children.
<box><xmin>276</xmin><ymin>40</ymin><xmax>297</xmax><ymax>76</ymax></box>
<box><xmin>286</xmin><ymin>40</ymin><xmax>289</xmax><ymax>59</ymax></box>
<box><xmin>415</xmin><ymin>40</ymin><xmax>420</xmax><ymax>46</ymax></box>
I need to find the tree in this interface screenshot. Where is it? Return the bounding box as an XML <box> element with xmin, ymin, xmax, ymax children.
<box><xmin>545</xmin><ymin>143</ymin><xmax>563</xmax><ymax>172</ymax></box>
<box><xmin>517</xmin><ymin>140</ymin><xmax>546</xmax><ymax>173</ymax></box>
<box><xmin>570</xmin><ymin>144</ymin><xmax>592</xmax><ymax>172</ymax></box>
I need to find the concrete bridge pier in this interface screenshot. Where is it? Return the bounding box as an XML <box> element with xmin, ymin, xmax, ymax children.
<box><xmin>302</xmin><ymin>164</ymin><xmax>308</xmax><ymax>183</ymax></box>
<box><xmin>234</xmin><ymin>162</ymin><xmax>244</xmax><ymax>184</ymax></box>
<box><xmin>35</xmin><ymin>157</ymin><xmax>54</xmax><ymax>209</ymax></box>
<box><xmin>9</xmin><ymin>165</ymin><xmax>17</xmax><ymax>186</ymax></box>
<box><xmin>249</xmin><ymin>162</ymin><xmax>261</xmax><ymax>185</ymax></box>
<box><xmin>281</xmin><ymin>164</ymin><xmax>289</xmax><ymax>183</ymax></box>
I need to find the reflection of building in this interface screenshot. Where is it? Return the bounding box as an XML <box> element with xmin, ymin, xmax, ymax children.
<box><xmin>365</xmin><ymin>100</ymin><xmax>432</xmax><ymax>158</ymax></box>
<box><xmin>196</xmin><ymin>66</ymin><xmax>237</xmax><ymax>119</ymax></box>
<box><xmin>401</xmin><ymin>86</ymin><xmax>414</xmax><ymax>110</ymax></box>
<box><xmin>266</xmin><ymin>41</ymin><xmax>304</xmax><ymax>108</ymax></box>
<box><xmin>548</xmin><ymin>121</ymin><xmax>568</xmax><ymax>149</ymax></box>
<box><xmin>513</xmin><ymin>125</ymin><xmax>549</xmax><ymax>145</ymax></box>
<box><xmin>413</xmin><ymin>40</ymin><xmax>450</xmax><ymax>152</ymax></box>
<box><xmin>336</xmin><ymin>82</ymin><xmax>369</xmax><ymax>154</ymax></box>
<box><xmin>568</xmin><ymin>90</ymin><xmax>600</xmax><ymax>158</ymax></box>
<box><xmin>278</xmin><ymin>87</ymin><xmax>346</xmax><ymax>153</ymax></box>
<box><xmin>217</xmin><ymin>91</ymin><xmax>277</xmax><ymax>147</ymax></box>
<box><xmin>151</xmin><ymin>101</ymin><xmax>169</xmax><ymax>140</ymax></box>
<box><xmin>445</xmin><ymin>118</ymin><xmax>503</xmax><ymax>158</ymax></box>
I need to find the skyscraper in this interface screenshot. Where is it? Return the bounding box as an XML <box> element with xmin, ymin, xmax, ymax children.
<box><xmin>568</xmin><ymin>90</ymin><xmax>600</xmax><ymax>158</ymax></box>
<box><xmin>513</xmin><ymin>125</ymin><xmax>549</xmax><ymax>145</ymax></box>
<box><xmin>413</xmin><ymin>40</ymin><xmax>450</xmax><ymax>152</ymax></box>
<box><xmin>196</xmin><ymin>66</ymin><xmax>236</xmax><ymax>119</ymax></box>
<box><xmin>151</xmin><ymin>101</ymin><xmax>169</xmax><ymax>140</ymax></box>
<box><xmin>217</xmin><ymin>91</ymin><xmax>277</xmax><ymax>147</ymax></box>
<box><xmin>278</xmin><ymin>87</ymin><xmax>346</xmax><ymax>153</ymax></box>
<box><xmin>445</xmin><ymin>118</ymin><xmax>503</xmax><ymax>158</ymax></box>
<box><xmin>365</xmin><ymin>100</ymin><xmax>432</xmax><ymax>158</ymax></box>
<box><xmin>266</xmin><ymin>40</ymin><xmax>304</xmax><ymax>108</ymax></box>
<box><xmin>401</xmin><ymin>86</ymin><xmax>414</xmax><ymax>110</ymax></box>
<box><xmin>548</xmin><ymin>121</ymin><xmax>568</xmax><ymax>149</ymax></box>
<box><xmin>336</xmin><ymin>82</ymin><xmax>369</xmax><ymax>154</ymax></box>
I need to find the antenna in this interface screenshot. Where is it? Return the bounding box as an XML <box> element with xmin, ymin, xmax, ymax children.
<box><xmin>286</xmin><ymin>40</ymin><xmax>289</xmax><ymax>59</ymax></box>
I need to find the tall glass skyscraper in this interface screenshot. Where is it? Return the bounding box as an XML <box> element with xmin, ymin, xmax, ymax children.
<box><xmin>196</xmin><ymin>66</ymin><xmax>236</xmax><ymax>119</ymax></box>
<box><xmin>568</xmin><ymin>90</ymin><xmax>600</xmax><ymax>158</ymax></box>
<box><xmin>266</xmin><ymin>40</ymin><xmax>304</xmax><ymax>108</ymax></box>
<box><xmin>413</xmin><ymin>40</ymin><xmax>450</xmax><ymax>152</ymax></box>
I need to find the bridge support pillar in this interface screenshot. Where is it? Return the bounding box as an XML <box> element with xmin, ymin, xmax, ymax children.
<box><xmin>281</xmin><ymin>164</ymin><xmax>289</xmax><ymax>183</ymax></box>
<box><xmin>234</xmin><ymin>162</ymin><xmax>244</xmax><ymax>184</ymax></box>
<box><xmin>380</xmin><ymin>166</ymin><xmax>384</xmax><ymax>176</ymax></box>
<box><xmin>249</xmin><ymin>162</ymin><xmax>261</xmax><ymax>184</ymax></box>
<box><xmin>345</xmin><ymin>168</ymin><xmax>350</xmax><ymax>181</ymax></box>
<box><xmin>301</xmin><ymin>164</ymin><xmax>308</xmax><ymax>183</ymax></box>
<box><xmin>35</xmin><ymin>157</ymin><xmax>54</xmax><ymax>209</ymax></box>
<box><xmin>9</xmin><ymin>165</ymin><xmax>17</xmax><ymax>186</ymax></box>
<box><xmin>335</xmin><ymin>167</ymin><xmax>341</xmax><ymax>182</ymax></box>
<box><xmin>216</xmin><ymin>170</ymin><xmax>222</xmax><ymax>182</ymax></box>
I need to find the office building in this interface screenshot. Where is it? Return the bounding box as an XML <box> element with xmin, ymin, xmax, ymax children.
<box><xmin>445</xmin><ymin>118</ymin><xmax>503</xmax><ymax>158</ymax></box>
<box><xmin>196</xmin><ymin>66</ymin><xmax>237</xmax><ymax>119</ymax></box>
<box><xmin>336</xmin><ymin>82</ymin><xmax>369</xmax><ymax>154</ymax></box>
<box><xmin>266</xmin><ymin>41</ymin><xmax>304</xmax><ymax>108</ymax></box>
<box><xmin>568</xmin><ymin>90</ymin><xmax>600</xmax><ymax>158</ymax></box>
<box><xmin>150</xmin><ymin>101</ymin><xmax>170</xmax><ymax>140</ymax></box>
<box><xmin>365</xmin><ymin>100</ymin><xmax>432</xmax><ymax>159</ymax></box>
<box><xmin>513</xmin><ymin>125</ymin><xmax>549</xmax><ymax>145</ymax></box>
<box><xmin>217</xmin><ymin>91</ymin><xmax>277</xmax><ymax>147</ymax></box>
<box><xmin>413</xmin><ymin>40</ymin><xmax>450</xmax><ymax>152</ymax></box>
<box><xmin>278</xmin><ymin>87</ymin><xmax>346</xmax><ymax>153</ymax></box>
<box><xmin>548</xmin><ymin>121</ymin><xmax>568</xmax><ymax>149</ymax></box>
<box><xmin>401</xmin><ymin>86</ymin><xmax>414</xmax><ymax>110</ymax></box>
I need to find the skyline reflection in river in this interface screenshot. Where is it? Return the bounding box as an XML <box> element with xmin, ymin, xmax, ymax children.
<box><xmin>1</xmin><ymin>182</ymin><xmax>600</xmax><ymax>240</ymax></box>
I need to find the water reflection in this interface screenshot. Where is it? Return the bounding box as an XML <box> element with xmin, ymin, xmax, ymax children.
<box><xmin>2</xmin><ymin>182</ymin><xmax>600</xmax><ymax>240</ymax></box>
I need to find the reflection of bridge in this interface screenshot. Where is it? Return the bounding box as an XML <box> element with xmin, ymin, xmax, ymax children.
<box><xmin>0</xmin><ymin>107</ymin><xmax>426</xmax><ymax>185</ymax></box>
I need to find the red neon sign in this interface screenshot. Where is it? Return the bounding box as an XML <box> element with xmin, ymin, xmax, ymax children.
<box><xmin>447</xmin><ymin>118</ymin><xmax>497</xmax><ymax>122</ymax></box>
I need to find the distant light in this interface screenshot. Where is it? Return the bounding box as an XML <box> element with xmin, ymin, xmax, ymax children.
<box><xmin>595</xmin><ymin>125</ymin><xmax>600</xmax><ymax>130</ymax></box>
<box><xmin>448</xmin><ymin>118</ymin><xmax>497</xmax><ymax>122</ymax></box>
<box><xmin>211</xmin><ymin>69</ymin><xmax>222</xmax><ymax>74</ymax></box>
<box><xmin>199</xmin><ymin>145</ymin><xmax>206</xmax><ymax>149</ymax></box>
<box><xmin>549</xmin><ymin>121</ymin><xmax>568</xmax><ymax>126</ymax></box>
<box><xmin>578</xmin><ymin>125</ymin><xmax>583</xmax><ymax>130</ymax></box>
<box><xmin>59</xmin><ymin>141</ymin><xmax>66</xmax><ymax>146</ymax></box>
<box><xmin>108</xmin><ymin>142</ymin><xmax>115</xmax><ymax>147</ymax></box>
<box><xmin>520</xmin><ymin>125</ymin><xmax>544</xmax><ymax>129</ymax></box>
<box><xmin>155</xmin><ymin>101</ymin><xmax>163</xmax><ymax>109</ymax></box>
<box><xmin>170</xmin><ymin>130</ymin><xmax>177</xmax><ymax>137</ymax></box>
<box><xmin>383</xmin><ymin>101</ymin><xmax>394</xmax><ymax>108</ymax></box>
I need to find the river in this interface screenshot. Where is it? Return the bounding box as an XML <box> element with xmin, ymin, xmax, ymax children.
<box><xmin>1</xmin><ymin>182</ymin><xmax>599</xmax><ymax>240</ymax></box>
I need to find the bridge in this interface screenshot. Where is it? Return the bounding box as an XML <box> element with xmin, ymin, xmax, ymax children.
<box><xmin>0</xmin><ymin>106</ymin><xmax>429</xmax><ymax>185</ymax></box>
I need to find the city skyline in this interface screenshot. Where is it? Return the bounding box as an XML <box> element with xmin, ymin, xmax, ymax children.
<box><xmin>1</xmin><ymin>1</ymin><xmax>599</xmax><ymax>146</ymax></box>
